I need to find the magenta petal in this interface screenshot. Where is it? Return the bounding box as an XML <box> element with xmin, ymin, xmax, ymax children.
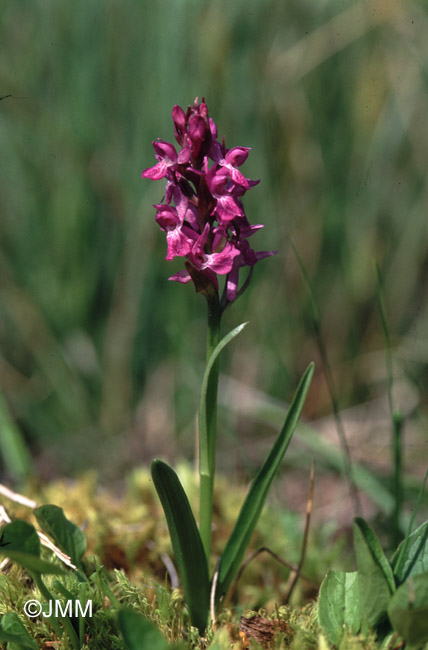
<box><xmin>172</xmin><ymin>105</ymin><xmax>186</xmax><ymax>145</ymax></box>
<box><xmin>226</xmin><ymin>166</ymin><xmax>254</xmax><ymax>189</ymax></box>
<box><xmin>169</xmin><ymin>270</ymin><xmax>191</xmax><ymax>284</ymax></box>
<box><xmin>215</xmin><ymin>195</ymin><xmax>245</xmax><ymax>222</ymax></box>
<box><xmin>172</xmin><ymin>105</ymin><xmax>186</xmax><ymax>128</ymax></box>
<box><xmin>225</xmin><ymin>147</ymin><xmax>250</xmax><ymax>166</ymax></box>
<box><xmin>202</xmin><ymin>242</ymin><xmax>241</xmax><ymax>275</ymax></box>
<box><xmin>226</xmin><ymin>260</ymin><xmax>240</xmax><ymax>302</ymax></box>
<box><xmin>142</xmin><ymin>162</ymin><xmax>168</xmax><ymax>180</ymax></box>
<box><xmin>155</xmin><ymin>204</ymin><xmax>181</xmax><ymax>230</ymax></box>
<box><xmin>152</xmin><ymin>139</ymin><xmax>177</xmax><ymax>163</ymax></box>
<box><xmin>239</xmin><ymin>224</ymin><xmax>264</xmax><ymax>237</ymax></box>
<box><xmin>255</xmin><ymin>249</ymin><xmax>278</xmax><ymax>261</ymax></box>
<box><xmin>178</xmin><ymin>146</ymin><xmax>191</xmax><ymax>164</ymax></box>
<box><xmin>165</xmin><ymin>229</ymin><xmax>193</xmax><ymax>260</ymax></box>
<box><xmin>209</xmin><ymin>118</ymin><xmax>218</xmax><ymax>141</ymax></box>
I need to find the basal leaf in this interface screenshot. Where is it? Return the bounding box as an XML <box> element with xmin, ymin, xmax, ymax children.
<box><xmin>391</xmin><ymin>520</ymin><xmax>428</xmax><ymax>584</ymax></box>
<box><xmin>34</xmin><ymin>504</ymin><xmax>86</xmax><ymax>567</ymax></box>
<box><xmin>0</xmin><ymin>550</ymin><xmax>65</xmax><ymax>575</ymax></box>
<box><xmin>216</xmin><ymin>362</ymin><xmax>314</xmax><ymax>602</ymax></box>
<box><xmin>117</xmin><ymin>609</ymin><xmax>184</xmax><ymax>650</ymax></box>
<box><xmin>151</xmin><ymin>460</ymin><xmax>210</xmax><ymax>633</ymax></box>
<box><xmin>0</xmin><ymin>520</ymin><xmax>40</xmax><ymax>556</ymax></box>
<box><xmin>318</xmin><ymin>570</ymin><xmax>360</xmax><ymax>646</ymax></box>
<box><xmin>0</xmin><ymin>520</ymin><xmax>65</xmax><ymax>575</ymax></box>
<box><xmin>388</xmin><ymin>572</ymin><xmax>428</xmax><ymax>648</ymax></box>
<box><xmin>353</xmin><ymin>518</ymin><xmax>395</xmax><ymax>629</ymax></box>
<box><xmin>0</xmin><ymin>612</ymin><xmax>38</xmax><ymax>650</ymax></box>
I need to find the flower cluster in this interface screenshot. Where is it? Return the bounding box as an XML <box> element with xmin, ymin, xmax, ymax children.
<box><xmin>142</xmin><ymin>98</ymin><xmax>276</xmax><ymax>306</ymax></box>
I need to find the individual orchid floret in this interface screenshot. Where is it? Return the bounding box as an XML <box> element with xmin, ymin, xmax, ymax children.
<box><xmin>142</xmin><ymin>139</ymin><xmax>190</xmax><ymax>180</ymax></box>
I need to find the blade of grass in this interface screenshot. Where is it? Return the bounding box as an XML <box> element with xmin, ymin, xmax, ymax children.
<box><xmin>292</xmin><ymin>238</ymin><xmax>361</xmax><ymax>515</ymax></box>
<box><xmin>0</xmin><ymin>390</ymin><xmax>32</xmax><ymax>482</ymax></box>
<box><xmin>374</xmin><ymin>261</ymin><xmax>404</xmax><ymax>546</ymax></box>
<box><xmin>216</xmin><ymin>362</ymin><xmax>314</xmax><ymax>602</ymax></box>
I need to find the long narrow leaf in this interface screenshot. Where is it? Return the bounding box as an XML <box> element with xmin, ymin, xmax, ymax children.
<box><xmin>199</xmin><ymin>321</ymin><xmax>248</xmax><ymax>478</ymax></box>
<box><xmin>199</xmin><ymin>320</ymin><xmax>249</xmax><ymax>560</ymax></box>
<box><xmin>151</xmin><ymin>460</ymin><xmax>210</xmax><ymax>633</ymax></box>
<box><xmin>216</xmin><ymin>362</ymin><xmax>314</xmax><ymax>601</ymax></box>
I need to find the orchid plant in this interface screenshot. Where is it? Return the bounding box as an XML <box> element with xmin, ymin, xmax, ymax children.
<box><xmin>142</xmin><ymin>98</ymin><xmax>313</xmax><ymax>634</ymax></box>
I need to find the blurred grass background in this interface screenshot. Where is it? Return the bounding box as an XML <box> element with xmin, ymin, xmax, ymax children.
<box><xmin>0</xmin><ymin>0</ymin><xmax>427</xmax><ymax>511</ymax></box>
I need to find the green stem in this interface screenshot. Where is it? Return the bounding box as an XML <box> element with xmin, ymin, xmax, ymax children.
<box><xmin>199</xmin><ymin>293</ymin><xmax>222</xmax><ymax>562</ymax></box>
<box><xmin>392</xmin><ymin>411</ymin><xmax>404</xmax><ymax>545</ymax></box>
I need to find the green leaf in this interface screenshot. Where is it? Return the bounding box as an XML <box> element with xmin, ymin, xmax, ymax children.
<box><xmin>117</xmin><ymin>609</ymin><xmax>183</xmax><ymax>650</ymax></box>
<box><xmin>199</xmin><ymin>321</ymin><xmax>248</xmax><ymax>561</ymax></box>
<box><xmin>34</xmin><ymin>504</ymin><xmax>86</xmax><ymax>567</ymax></box>
<box><xmin>387</xmin><ymin>572</ymin><xmax>428</xmax><ymax>648</ymax></box>
<box><xmin>199</xmin><ymin>321</ymin><xmax>248</xmax><ymax>477</ymax></box>
<box><xmin>353</xmin><ymin>517</ymin><xmax>395</xmax><ymax>628</ymax></box>
<box><xmin>318</xmin><ymin>570</ymin><xmax>361</xmax><ymax>646</ymax></box>
<box><xmin>216</xmin><ymin>362</ymin><xmax>314</xmax><ymax>601</ymax></box>
<box><xmin>151</xmin><ymin>460</ymin><xmax>210</xmax><ymax>633</ymax></box>
<box><xmin>0</xmin><ymin>520</ymin><xmax>64</xmax><ymax>575</ymax></box>
<box><xmin>0</xmin><ymin>550</ymin><xmax>65</xmax><ymax>575</ymax></box>
<box><xmin>0</xmin><ymin>612</ymin><xmax>38</xmax><ymax>650</ymax></box>
<box><xmin>0</xmin><ymin>521</ymin><xmax>40</xmax><ymax>556</ymax></box>
<box><xmin>391</xmin><ymin>520</ymin><xmax>428</xmax><ymax>584</ymax></box>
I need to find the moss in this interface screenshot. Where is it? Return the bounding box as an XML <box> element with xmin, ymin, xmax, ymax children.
<box><xmin>0</xmin><ymin>467</ymin><xmax>414</xmax><ymax>649</ymax></box>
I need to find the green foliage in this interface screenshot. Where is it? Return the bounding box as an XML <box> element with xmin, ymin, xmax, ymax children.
<box><xmin>353</xmin><ymin>517</ymin><xmax>395</xmax><ymax>628</ymax></box>
<box><xmin>391</xmin><ymin>521</ymin><xmax>428</xmax><ymax>584</ymax></box>
<box><xmin>387</xmin><ymin>573</ymin><xmax>428</xmax><ymax>649</ymax></box>
<box><xmin>117</xmin><ymin>609</ymin><xmax>185</xmax><ymax>650</ymax></box>
<box><xmin>317</xmin><ymin>570</ymin><xmax>360</xmax><ymax>646</ymax></box>
<box><xmin>319</xmin><ymin>514</ymin><xmax>428</xmax><ymax>648</ymax></box>
<box><xmin>0</xmin><ymin>612</ymin><xmax>38</xmax><ymax>650</ymax></box>
<box><xmin>34</xmin><ymin>504</ymin><xmax>87</xmax><ymax>569</ymax></box>
<box><xmin>199</xmin><ymin>321</ymin><xmax>248</xmax><ymax>558</ymax></box>
<box><xmin>151</xmin><ymin>460</ymin><xmax>210</xmax><ymax>633</ymax></box>
<box><xmin>216</xmin><ymin>362</ymin><xmax>314</xmax><ymax>602</ymax></box>
<box><xmin>0</xmin><ymin>520</ymin><xmax>65</xmax><ymax>575</ymax></box>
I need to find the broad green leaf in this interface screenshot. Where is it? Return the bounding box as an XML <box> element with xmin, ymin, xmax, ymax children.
<box><xmin>353</xmin><ymin>518</ymin><xmax>395</xmax><ymax>628</ymax></box>
<box><xmin>387</xmin><ymin>572</ymin><xmax>428</xmax><ymax>648</ymax></box>
<box><xmin>216</xmin><ymin>362</ymin><xmax>314</xmax><ymax>601</ymax></box>
<box><xmin>391</xmin><ymin>520</ymin><xmax>428</xmax><ymax>584</ymax></box>
<box><xmin>34</xmin><ymin>504</ymin><xmax>86</xmax><ymax>567</ymax></box>
<box><xmin>151</xmin><ymin>460</ymin><xmax>210</xmax><ymax>633</ymax></box>
<box><xmin>318</xmin><ymin>570</ymin><xmax>361</xmax><ymax>646</ymax></box>
<box><xmin>0</xmin><ymin>521</ymin><xmax>40</xmax><ymax>556</ymax></box>
<box><xmin>0</xmin><ymin>520</ymin><xmax>64</xmax><ymax>575</ymax></box>
<box><xmin>117</xmin><ymin>609</ymin><xmax>184</xmax><ymax>650</ymax></box>
<box><xmin>0</xmin><ymin>612</ymin><xmax>38</xmax><ymax>650</ymax></box>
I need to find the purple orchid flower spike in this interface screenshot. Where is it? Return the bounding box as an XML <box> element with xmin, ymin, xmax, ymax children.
<box><xmin>142</xmin><ymin>97</ymin><xmax>276</xmax><ymax>311</ymax></box>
